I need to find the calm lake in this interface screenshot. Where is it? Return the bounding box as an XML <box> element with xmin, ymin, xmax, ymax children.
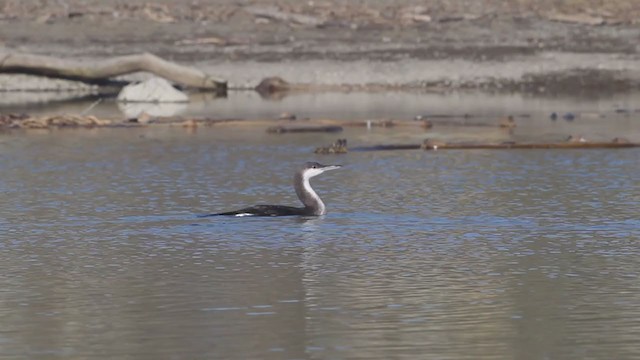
<box><xmin>1</xmin><ymin>92</ymin><xmax>639</xmax><ymax>359</ymax></box>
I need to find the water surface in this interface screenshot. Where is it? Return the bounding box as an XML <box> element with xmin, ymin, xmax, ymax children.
<box><xmin>1</xmin><ymin>93</ymin><xmax>640</xmax><ymax>359</ymax></box>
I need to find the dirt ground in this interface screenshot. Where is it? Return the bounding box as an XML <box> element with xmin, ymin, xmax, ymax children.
<box><xmin>1</xmin><ymin>0</ymin><xmax>640</xmax><ymax>93</ymax></box>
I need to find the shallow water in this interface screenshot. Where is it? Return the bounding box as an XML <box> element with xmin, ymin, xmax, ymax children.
<box><xmin>1</xmin><ymin>92</ymin><xmax>640</xmax><ymax>359</ymax></box>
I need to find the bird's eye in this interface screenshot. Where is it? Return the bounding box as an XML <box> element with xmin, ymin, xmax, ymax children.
<box><xmin>312</xmin><ymin>165</ymin><xmax>317</xmax><ymax>168</ymax></box>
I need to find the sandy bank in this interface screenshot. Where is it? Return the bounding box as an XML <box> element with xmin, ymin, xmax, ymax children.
<box><xmin>1</xmin><ymin>0</ymin><xmax>640</xmax><ymax>95</ymax></box>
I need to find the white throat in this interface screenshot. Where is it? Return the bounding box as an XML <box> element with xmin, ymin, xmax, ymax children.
<box><xmin>302</xmin><ymin>172</ymin><xmax>326</xmax><ymax>215</ymax></box>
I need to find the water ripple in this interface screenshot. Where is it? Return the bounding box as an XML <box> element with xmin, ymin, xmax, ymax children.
<box><xmin>1</xmin><ymin>130</ymin><xmax>639</xmax><ymax>359</ymax></box>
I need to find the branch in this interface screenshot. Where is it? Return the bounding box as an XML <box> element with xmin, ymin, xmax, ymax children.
<box><xmin>0</xmin><ymin>51</ymin><xmax>226</xmax><ymax>91</ymax></box>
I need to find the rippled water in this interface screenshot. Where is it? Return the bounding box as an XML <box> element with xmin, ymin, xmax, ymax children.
<box><xmin>1</xmin><ymin>94</ymin><xmax>640</xmax><ymax>359</ymax></box>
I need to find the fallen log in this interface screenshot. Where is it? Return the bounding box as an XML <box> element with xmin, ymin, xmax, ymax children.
<box><xmin>421</xmin><ymin>137</ymin><xmax>640</xmax><ymax>150</ymax></box>
<box><xmin>342</xmin><ymin>119</ymin><xmax>433</xmax><ymax>128</ymax></box>
<box><xmin>417</xmin><ymin>116</ymin><xmax>515</xmax><ymax>128</ymax></box>
<box><xmin>254</xmin><ymin>76</ymin><xmax>449</xmax><ymax>96</ymax></box>
<box><xmin>1</xmin><ymin>114</ymin><xmax>115</xmax><ymax>129</ymax></box>
<box><xmin>267</xmin><ymin>125</ymin><xmax>343</xmax><ymax>133</ymax></box>
<box><xmin>313</xmin><ymin>137</ymin><xmax>640</xmax><ymax>154</ymax></box>
<box><xmin>315</xmin><ymin>140</ymin><xmax>421</xmax><ymax>153</ymax></box>
<box><xmin>421</xmin><ymin>141</ymin><xmax>640</xmax><ymax>150</ymax></box>
<box><xmin>352</xmin><ymin>144</ymin><xmax>422</xmax><ymax>151</ymax></box>
<box><xmin>280</xmin><ymin>118</ymin><xmax>432</xmax><ymax>128</ymax></box>
<box><xmin>0</xmin><ymin>51</ymin><xmax>226</xmax><ymax>91</ymax></box>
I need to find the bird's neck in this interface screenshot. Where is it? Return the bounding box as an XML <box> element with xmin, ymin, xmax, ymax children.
<box><xmin>294</xmin><ymin>172</ymin><xmax>326</xmax><ymax>215</ymax></box>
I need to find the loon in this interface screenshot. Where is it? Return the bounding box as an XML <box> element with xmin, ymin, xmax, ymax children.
<box><xmin>202</xmin><ymin>162</ymin><xmax>341</xmax><ymax>217</ymax></box>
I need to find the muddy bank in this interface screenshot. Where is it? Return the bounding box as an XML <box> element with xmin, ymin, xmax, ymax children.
<box><xmin>1</xmin><ymin>0</ymin><xmax>640</xmax><ymax>94</ymax></box>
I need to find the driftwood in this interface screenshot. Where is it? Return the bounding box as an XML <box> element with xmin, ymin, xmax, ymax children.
<box><xmin>254</xmin><ymin>76</ymin><xmax>449</xmax><ymax>96</ymax></box>
<box><xmin>315</xmin><ymin>139</ymin><xmax>421</xmax><ymax>153</ymax></box>
<box><xmin>421</xmin><ymin>141</ymin><xmax>640</xmax><ymax>150</ymax></box>
<box><xmin>265</xmin><ymin>116</ymin><xmax>510</xmax><ymax>129</ymax></box>
<box><xmin>314</xmin><ymin>137</ymin><xmax>640</xmax><ymax>154</ymax></box>
<box><xmin>124</xmin><ymin>115</ymin><xmax>505</xmax><ymax>130</ymax></box>
<box><xmin>418</xmin><ymin>116</ymin><xmax>516</xmax><ymax>128</ymax></box>
<box><xmin>352</xmin><ymin>144</ymin><xmax>422</xmax><ymax>152</ymax></box>
<box><xmin>0</xmin><ymin>114</ymin><xmax>114</xmax><ymax>129</ymax></box>
<box><xmin>314</xmin><ymin>139</ymin><xmax>420</xmax><ymax>154</ymax></box>
<box><xmin>0</xmin><ymin>51</ymin><xmax>226</xmax><ymax>91</ymax></box>
<box><xmin>298</xmin><ymin>118</ymin><xmax>432</xmax><ymax>129</ymax></box>
<box><xmin>343</xmin><ymin>119</ymin><xmax>396</xmax><ymax>128</ymax></box>
<box><xmin>202</xmin><ymin>117</ymin><xmax>434</xmax><ymax>129</ymax></box>
<box><xmin>267</xmin><ymin>125</ymin><xmax>343</xmax><ymax>134</ymax></box>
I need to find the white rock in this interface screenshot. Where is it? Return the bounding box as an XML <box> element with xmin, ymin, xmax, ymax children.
<box><xmin>117</xmin><ymin>77</ymin><xmax>189</xmax><ymax>103</ymax></box>
<box><xmin>117</xmin><ymin>102</ymin><xmax>188</xmax><ymax>118</ymax></box>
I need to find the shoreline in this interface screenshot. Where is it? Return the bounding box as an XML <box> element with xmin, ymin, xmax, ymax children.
<box><xmin>1</xmin><ymin>1</ymin><xmax>640</xmax><ymax>97</ymax></box>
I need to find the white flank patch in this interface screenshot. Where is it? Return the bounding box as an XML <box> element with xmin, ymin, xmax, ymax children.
<box><xmin>234</xmin><ymin>213</ymin><xmax>254</xmax><ymax>217</ymax></box>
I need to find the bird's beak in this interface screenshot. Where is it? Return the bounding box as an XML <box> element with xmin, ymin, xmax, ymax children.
<box><xmin>322</xmin><ymin>164</ymin><xmax>342</xmax><ymax>171</ymax></box>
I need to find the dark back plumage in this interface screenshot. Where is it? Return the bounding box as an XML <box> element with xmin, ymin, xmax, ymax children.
<box><xmin>201</xmin><ymin>162</ymin><xmax>341</xmax><ymax>217</ymax></box>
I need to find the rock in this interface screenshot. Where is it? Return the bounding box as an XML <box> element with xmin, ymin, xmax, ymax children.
<box><xmin>400</xmin><ymin>6</ymin><xmax>432</xmax><ymax>24</ymax></box>
<box><xmin>255</xmin><ymin>76</ymin><xmax>291</xmax><ymax>94</ymax></box>
<box><xmin>315</xmin><ymin>139</ymin><xmax>348</xmax><ymax>154</ymax></box>
<box><xmin>118</xmin><ymin>102</ymin><xmax>188</xmax><ymax>119</ymax></box>
<box><xmin>135</xmin><ymin>112</ymin><xmax>152</xmax><ymax>124</ymax></box>
<box><xmin>278</xmin><ymin>112</ymin><xmax>297</xmax><ymax>120</ymax></box>
<box><xmin>499</xmin><ymin>115</ymin><xmax>516</xmax><ymax>128</ymax></box>
<box><xmin>245</xmin><ymin>5</ymin><xmax>324</xmax><ymax>27</ymax></box>
<box><xmin>612</xmin><ymin>137</ymin><xmax>630</xmax><ymax>143</ymax></box>
<box><xmin>566</xmin><ymin>135</ymin><xmax>587</xmax><ymax>143</ymax></box>
<box><xmin>142</xmin><ymin>3</ymin><xmax>175</xmax><ymax>23</ymax></box>
<box><xmin>117</xmin><ymin>77</ymin><xmax>189</xmax><ymax>103</ymax></box>
<box><xmin>117</xmin><ymin>78</ymin><xmax>189</xmax><ymax>118</ymax></box>
<box><xmin>421</xmin><ymin>120</ymin><xmax>433</xmax><ymax>129</ymax></box>
<box><xmin>182</xmin><ymin>119</ymin><xmax>198</xmax><ymax>128</ymax></box>
<box><xmin>421</xmin><ymin>138</ymin><xmax>447</xmax><ymax>150</ymax></box>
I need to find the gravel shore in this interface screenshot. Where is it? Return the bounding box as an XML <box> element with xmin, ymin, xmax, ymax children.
<box><xmin>1</xmin><ymin>0</ymin><xmax>640</xmax><ymax>94</ymax></box>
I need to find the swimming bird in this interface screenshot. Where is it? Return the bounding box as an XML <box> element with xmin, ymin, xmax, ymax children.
<box><xmin>202</xmin><ymin>162</ymin><xmax>341</xmax><ymax>217</ymax></box>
